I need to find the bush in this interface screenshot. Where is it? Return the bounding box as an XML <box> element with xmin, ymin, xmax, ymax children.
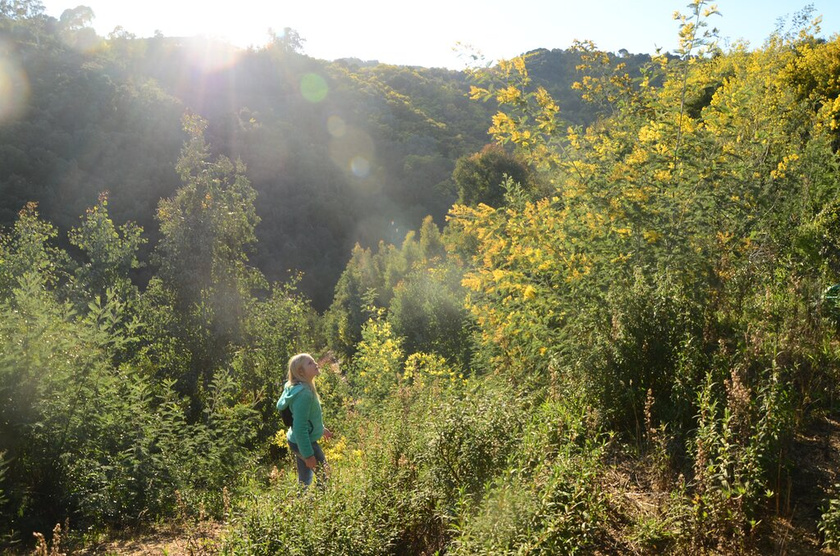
<box><xmin>451</xmin><ymin>395</ymin><xmax>608</xmax><ymax>554</ymax></box>
<box><xmin>684</xmin><ymin>367</ymin><xmax>792</xmax><ymax>551</ymax></box>
<box><xmin>586</xmin><ymin>271</ymin><xmax>706</xmax><ymax>441</ymax></box>
<box><xmin>346</xmin><ymin>309</ymin><xmax>404</xmax><ymax>409</ymax></box>
<box><xmin>820</xmin><ymin>486</ymin><xmax>840</xmax><ymax>550</ymax></box>
<box><xmin>388</xmin><ymin>265</ymin><xmax>473</xmax><ymax>368</ymax></box>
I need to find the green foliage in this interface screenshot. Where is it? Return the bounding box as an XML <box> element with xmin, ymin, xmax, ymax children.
<box><xmin>4</xmin><ymin>4</ymin><xmax>840</xmax><ymax>554</ymax></box>
<box><xmin>222</xmin><ymin>475</ymin><xmax>400</xmax><ymax>555</ymax></box>
<box><xmin>224</xmin><ymin>373</ymin><xmax>612</xmax><ymax>555</ymax></box>
<box><xmin>424</xmin><ymin>380</ymin><xmax>523</xmax><ymax>500</ymax></box>
<box><xmin>224</xmin><ymin>377</ymin><xmax>525</xmax><ymax>555</ymax></box>
<box><xmin>324</xmin><ymin>244</ymin><xmax>381</xmax><ymax>358</ymax></box>
<box><xmin>452</xmin><ymin>144</ymin><xmax>532</xmax><ymax>207</ymax></box>
<box><xmin>327</xmin><ymin>216</ymin><xmax>473</xmax><ymax>366</ymax></box>
<box><xmin>152</xmin><ymin>113</ymin><xmax>266</xmax><ymax>405</ymax></box>
<box><xmin>67</xmin><ymin>192</ymin><xmax>146</xmax><ymax>309</ymax></box>
<box><xmin>590</xmin><ymin>271</ymin><xmax>706</xmax><ymax>437</ymax></box>
<box><xmin>234</xmin><ymin>277</ymin><xmax>316</xmax><ymax>432</ymax></box>
<box><xmin>0</xmin><ymin>202</ymin><xmax>70</xmax><ymax>297</ymax></box>
<box><xmin>0</xmin><ymin>259</ymin><xmax>261</xmax><ymax>536</ymax></box>
<box><xmin>452</xmin><ymin>451</ymin><xmax>606</xmax><ymax>555</ymax></box>
<box><xmin>388</xmin><ymin>264</ymin><xmax>473</xmax><ymax>367</ymax></box>
<box><xmin>0</xmin><ymin>106</ymin><xmax>309</xmax><ymax>544</ymax></box>
<box><xmin>451</xmin><ymin>393</ymin><xmax>606</xmax><ymax>554</ymax></box>
<box><xmin>347</xmin><ymin>309</ymin><xmax>404</xmax><ymax>408</ymax></box>
<box><xmin>444</xmin><ymin>9</ymin><xmax>840</xmax><ymax>554</ymax></box>
<box><xmin>132</xmin><ymin>276</ymin><xmax>193</xmax><ymax>389</ymax></box>
<box><xmin>820</xmin><ymin>485</ymin><xmax>840</xmax><ymax>549</ymax></box>
<box><xmin>156</xmin><ymin>113</ymin><xmax>263</xmax><ymax>315</ymax></box>
<box><xmin>685</xmin><ymin>366</ymin><xmax>792</xmax><ymax>551</ymax></box>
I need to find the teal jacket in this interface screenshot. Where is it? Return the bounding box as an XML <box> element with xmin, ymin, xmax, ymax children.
<box><xmin>276</xmin><ymin>382</ymin><xmax>324</xmax><ymax>459</ymax></box>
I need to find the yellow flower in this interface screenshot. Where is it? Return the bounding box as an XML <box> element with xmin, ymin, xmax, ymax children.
<box><xmin>513</xmin><ymin>56</ymin><xmax>526</xmax><ymax>72</ymax></box>
<box><xmin>496</xmin><ymin>86</ymin><xmax>522</xmax><ymax>104</ymax></box>
<box><xmin>638</xmin><ymin>122</ymin><xmax>660</xmax><ymax>143</ymax></box>
<box><xmin>643</xmin><ymin>230</ymin><xmax>663</xmax><ymax>243</ymax></box>
<box><xmin>654</xmin><ymin>169</ymin><xmax>672</xmax><ymax>182</ymax></box>
<box><xmin>771</xmin><ymin>153</ymin><xmax>800</xmax><ymax>180</ymax></box>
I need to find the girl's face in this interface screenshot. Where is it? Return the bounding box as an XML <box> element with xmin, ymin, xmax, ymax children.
<box><xmin>302</xmin><ymin>357</ymin><xmax>320</xmax><ymax>381</ymax></box>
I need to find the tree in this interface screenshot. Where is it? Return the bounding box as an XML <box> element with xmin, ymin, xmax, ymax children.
<box><xmin>68</xmin><ymin>192</ymin><xmax>146</xmax><ymax>305</ymax></box>
<box><xmin>0</xmin><ymin>0</ymin><xmax>44</xmax><ymax>19</ymax></box>
<box><xmin>324</xmin><ymin>243</ymin><xmax>381</xmax><ymax>359</ymax></box>
<box><xmin>58</xmin><ymin>5</ymin><xmax>98</xmax><ymax>50</ymax></box>
<box><xmin>153</xmin><ymin>113</ymin><xmax>264</xmax><ymax>400</ymax></box>
<box><xmin>58</xmin><ymin>5</ymin><xmax>93</xmax><ymax>32</ymax></box>
<box><xmin>267</xmin><ymin>27</ymin><xmax>305</xmax><ymax>54</ymax></box>
<box><xmin>0</xmin><ymin>202</ymin><xmax>69</xmax><ymax>298</ymax></box>
<box><xmin>452</xmin><ymin>144</ymin><xmax>531</xmax><ymax>207</ymax></box>
<box><xmin>388</xmin><ymin>263</ymin><xmax>472</xmax><ymax>367</ymax></box>
<box><xmin>156</xmin><ymin>113</ymin><xmax>262</xmax><ymax>313</ymax></box>
<box><xmin>419</xmin><ymin>214</ymin><xmax>445</xmax><ymax>260</ymax></box>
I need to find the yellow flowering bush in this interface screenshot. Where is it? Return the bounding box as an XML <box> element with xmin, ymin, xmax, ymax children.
<box><xmin>349</xmin><ymin>308</ymin><xmax>404</xmax><ymax>406</ymax></box>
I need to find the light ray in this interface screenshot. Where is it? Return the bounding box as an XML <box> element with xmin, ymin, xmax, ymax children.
<box><xmin>0</xmin><ymin>51</ymin><xmax>30</xmax><ymax>124</ymax></box>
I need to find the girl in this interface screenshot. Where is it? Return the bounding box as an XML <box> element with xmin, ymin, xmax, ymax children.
<box><xmin>276</xmin><ymin>353</ymin><xmax>333</xmax><ymax>486</ymax></box>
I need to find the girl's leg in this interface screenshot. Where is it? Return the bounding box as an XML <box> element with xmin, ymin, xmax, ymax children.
<box><xmin>311</xmin><ymin>442</ymin><xmax>328</xmax><ymax>487</ymax></box>
<box><xmin>295</xmin><ymin>453</ymin><xmax>314</xmax><ymax>486</ymax></box>
<box><xmin>288</xmin><ymin>441</ymin><xmax>314</xmax><ymax>486</ymax></box>
<box><xmin>312</xmin><ymin>442</ymin><xmax>326</xmax><ymax>466</ymax></box>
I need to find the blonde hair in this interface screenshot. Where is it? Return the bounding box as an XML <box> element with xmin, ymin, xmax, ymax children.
<box><xmin>286</xmin><ymin>353</ymin><xmax>319</xmax><ymax>398</ymax></box>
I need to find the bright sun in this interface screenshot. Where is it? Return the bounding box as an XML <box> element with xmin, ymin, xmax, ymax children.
<box><xmin>40</xmin><ymin>0</ymin><xmax>475</xmax><ymax>69</ymax></box>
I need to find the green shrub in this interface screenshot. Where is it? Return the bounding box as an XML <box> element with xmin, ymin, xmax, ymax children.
<box><xmin>346</xmin><ymin>309</ymin><xmax>404</xmax><ymax>409</ymax></box>
<box><xmin>586</xmin><ymin>271</ymin><xmax>706</xmax><ymax>441</ymax></box>
<box><xmin>451</xmin><ymin>395</ymin><xmax>608</xmax><ymax>554</ymax></box>
<box><xmin>423</xmin><ymin>380</ymin><xmax>525</xmax><ymax>502</ymax></box>
<box><xmin>225</xmin><ymin>375</ymin><xmax>531</xmax><ymax>555</ymax></box>
<box><xmin>0</xmin><ymin>273</ymin><xmax>261</xmax><ymax>535</ymax></box>
<box><xmin>388</xmin><ymin>265</ymin><xmax>473</xmax><ymax>368</ymax></box>
<box><xmin>684</xmin><ymin>366</ymin><xmax>791</xmax><ymax>551</ymax></box>
<box><xmin>223</xmin><ymin>478</ymin><xmax>398</xmax><ymax>556</ymax></box>
<box><xmin>819</xmin><ymin>486</ymin><xmax>840</xmax><ymax>549</ymax></box>
<box><xmin>225</xmin><ymin>409</ymin><xmax>435</xmax><ymax>554</ymax></box>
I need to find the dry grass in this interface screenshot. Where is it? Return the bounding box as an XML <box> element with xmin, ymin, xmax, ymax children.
<box><xmin>591</xmin><ymin>414</ymin><xmax>840</xmax><ymax>555</ymax></box>
<box><xmin>86</xmin><ymin>521</ymin><xmax>225</xmax><ymax>555</ymax></box>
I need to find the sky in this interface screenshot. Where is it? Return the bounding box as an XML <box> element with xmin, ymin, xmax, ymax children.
<box><xmin>39</xmin><ymin>0</ymin><xmax>840</xmax><ymax>69</ymax></box>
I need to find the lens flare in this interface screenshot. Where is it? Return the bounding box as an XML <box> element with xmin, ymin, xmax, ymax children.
<box><xmin>329</xmin><ymin>126</ymin><xmax>379</xmax><ymax>191</ymax></box>
<box><xmin>327</xmin><ymin>115</ymin><xmax>346</xmax><ymax>137</ymax></box>
<box><xmin>329</xmin><ymin>126</ymin><xmax>374</xmax><ymax>172</ymax></box>
<box><xmin>350</xmin><ymin>156</ymin><xmax>370</xmax><ymax>178</ymax></box>
<box><xmin>185</xmin><ymin>37</ymin><xmax>242</xmax><ymax>73</ymax></box>
<box><xmin>300</xmin><ymin>73</ymin><xmax>328</xmax><ymax>103</ymax></box>
<box><xmin>0</xmin><ymin>54</ymin><xmax>29</xmax><ymax>124</ymax></box>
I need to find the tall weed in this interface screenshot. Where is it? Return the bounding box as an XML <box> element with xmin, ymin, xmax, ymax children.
<box><xmin>451</xmin><ymin>395</ymin><xmax>607</xmax><ymax>554</ymax></box>
<box><xmin>685</xmin><ymin>365</ymin><xmax>791</xmax><ymax>551</ymax></box>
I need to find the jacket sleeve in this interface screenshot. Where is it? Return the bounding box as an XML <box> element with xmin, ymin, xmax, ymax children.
<box><xmin>291</xmin><ymin>389</ymin><xmax>315</xmax><ymax>458</ymax></box>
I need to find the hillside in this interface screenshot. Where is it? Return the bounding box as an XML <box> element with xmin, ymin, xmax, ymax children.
<box><xmin>0</xmin><ymin>12</ymin><xmax>648</xmax><ymax>308</ymax></box>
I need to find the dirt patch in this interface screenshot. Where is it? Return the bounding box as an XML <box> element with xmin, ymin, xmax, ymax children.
<box><xmin>597</xmin><ymin>414</ymin><xmax>840</xmax><ymax>555</ymax></box>
<box><xmin>769</xmin><ymin>414</ymin><xmax>840</xmax><ymax>555</ymax></box>
<box><xmin>82</xmin><ymin>522</ymin><xmax>224</xmax><ymax>555</ymax></box>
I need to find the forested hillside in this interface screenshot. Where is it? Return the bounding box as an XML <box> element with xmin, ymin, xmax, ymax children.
<box><xmin>0</xmin><ymin>4</ymin><xmax>645</xmax><ymax>309</ymax></box>
<box><xmin>3</xmin><ymin>0</ymin><xmax>840</xmax><ymax>554</ymax></box>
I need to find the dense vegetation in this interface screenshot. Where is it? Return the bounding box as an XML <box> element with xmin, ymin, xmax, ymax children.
<box><xmin>3</xmin><ymin>0</ymin><xmax>840</xmax><ymax>554</ymax></box>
